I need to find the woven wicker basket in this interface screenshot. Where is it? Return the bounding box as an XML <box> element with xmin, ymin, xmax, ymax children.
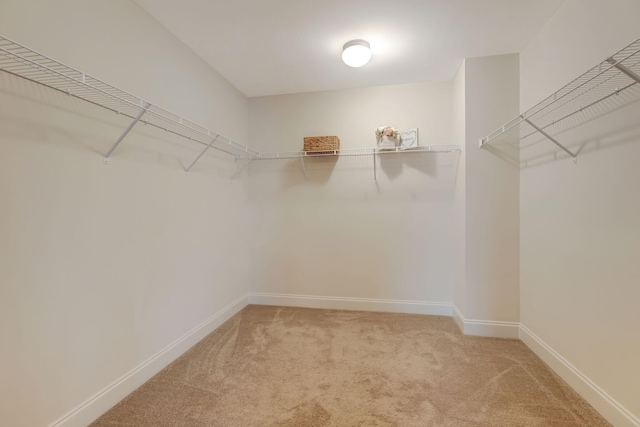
<box><xmin>303</xmin><ymin>136</ymin><xmax>340</xmax><ymax>153</ymax></box>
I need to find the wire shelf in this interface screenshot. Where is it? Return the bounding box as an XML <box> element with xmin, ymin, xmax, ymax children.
<box><xmin>0</xmin><ymin>34</ymin><xmax>460</xmax><ymax>175</ymax></box>
<box><xmin>480</xmin><ymin>37</ymin><xmax>640</xmax><ymax>159</ymax></box>
<box><xmin>256</xmin><ymin>145</ymin><xmax>461</xmax><ymax>160</ymax></box>
<box><xmin>0</xmin><ymin>35</ymin><xmax>259</xmax><ymax>160</ymax></box>
<box><xmin>255</xmin><ymin>145</ymin><xmax>460</xmax><ymax>182</ymax></box>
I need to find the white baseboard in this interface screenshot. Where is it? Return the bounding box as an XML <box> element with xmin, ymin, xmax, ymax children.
<box><xmin>519</xmin><ymin>324</ymin><xmax>639</xmax><ymax>427</ymax></box>
<box><xmin>49</xmin><ymin>294</ymin><xmax>249</xmax><ymax>427</ymax></box>
<box><xmin>452</xmin><ymin>304</ymin><xmax>465</xmax><ymax>332</ymax></box>
<box><xmin>248</xmin><ymin>292</ymin><xmax>453</xmax><ymax>316</ymax></box>
<box><xmin>46</xmin><ymin>291</ymin><xmax>638</xmax><ymax>427</ymax></box>
<box><xmin>452</xmin><ymin>305</ymin><xmax>520</xmax><ymax>339</ymax></box>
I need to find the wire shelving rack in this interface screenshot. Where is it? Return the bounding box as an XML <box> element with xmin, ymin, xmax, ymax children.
<box><xmin>0</xmin><ymin>34</ymin><xmax>460</xmax><ymax>180</ymax></box>
<box><xmin>256</xmin><ymin>145</ymin><xmax>461</xmax><ymax>182</ymax></box>
<box><xmin>480</xmin><ymin>37</ymin><xmax>640</xmax><ymax>162</ymax></box>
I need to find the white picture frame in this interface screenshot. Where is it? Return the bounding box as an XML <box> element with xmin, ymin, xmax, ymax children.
<box><xmin>399</xmin><ymin>128</ymin><xmax>419</xmax><ymax>150</ymax></box>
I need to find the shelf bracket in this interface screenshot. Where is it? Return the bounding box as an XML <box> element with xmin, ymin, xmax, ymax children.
<box><xmin>373</xmin><ymin>152</ymin><xmax>377</xmax><ymax>182</ymax></box>
<box><xmin>103</xmin><ymin>102</ymin><xmax>151</xmax><ymax>164</ymax></box>
<box><xmin>300</xmin><ymin>155</ymin><xmax>309</xmax><ymax>181</ymax></box>
<box><xmin>607</xmin><ymin>58</ymin><xmax>640</xmax><ymax>84</ymax></box>
<box><xmin>523</xmin><ymin>118</ymin><xmax>577</xmax><ymax>162</ymax></box>
<box><xmin>185</xmin><ymin>136</ymin><xmax>220</xmax><ymax>173</ymax></box>
<box><xmin>230</xmin><ymin>157</ymin><xmax>252</xmax><ymax>180</ymax></box>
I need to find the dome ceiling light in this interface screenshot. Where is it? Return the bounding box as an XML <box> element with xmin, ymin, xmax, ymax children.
<box><xmin>342</xmin><ymin>39</ymin><xmax>372</xmax><ymax>68</ymax></box>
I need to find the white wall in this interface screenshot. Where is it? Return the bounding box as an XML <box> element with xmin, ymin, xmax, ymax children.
<box><xmin>465</xmin><ymin>54</ymin><xmax>520</xmax><ymax>323</ymax></box>
<box><xmin>248</xmin><ymin>82</ymin><xmax>456</xmax><ymax>310</ymax></box>
<box><xmin>452</xmin><ymin>62</ymin><xmax>466</xmax><ymax>321</ymax></box>
<box><xmin>4</xmin><ymin>0</ymin><xmax>637</xmax><ymax>425</ymax></box>
<box><xmin>520</xmin><ymin>0</ymin><xmax>640</xmax><ymax>423</ymax></box>
<box><xmin>0</xmin><ymin>1</ymin><xmax>250</xmax><ymax>426</ymax></box>
<box><xmin>453</xmin><ymin>54</ymin><xmax>520</xmax><ymax>335</ymax></box>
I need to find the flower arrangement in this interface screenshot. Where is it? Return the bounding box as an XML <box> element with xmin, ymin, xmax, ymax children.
<box><xmin>375</xmin><ymin>126</ymin><xmax>399</xmax><ymax>139</ymax></box>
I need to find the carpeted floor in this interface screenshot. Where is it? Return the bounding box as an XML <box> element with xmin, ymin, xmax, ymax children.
<box><xmin>91</xmin><ymin>305</ymin><xmax>610</xmax><ymax>426</ymax></box>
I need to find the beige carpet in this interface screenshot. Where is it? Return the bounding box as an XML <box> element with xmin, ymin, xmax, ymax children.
<box><xmin>92</xmin><ymin>305</ymin><xmax>610</xmax><ymax>426</ymax></box>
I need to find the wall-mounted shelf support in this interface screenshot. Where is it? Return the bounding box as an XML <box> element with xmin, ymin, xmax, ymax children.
<box><xmin>0</xmin><ymin>34</ymin><xmax>256</xmax><ymax>168</ymax></box>
<box><xmin>256</xmin><ymin>146</ymin><xmax>460</xmax><ymax>160</ymax></box>
<box><xmin>253</xmin><ymin>146</ymin><xmax>460</xmax><ymax>182</ymax></box>
<box><xmin>103</xmin><ymin>102</ymin><xmax>151</xmax><ymax>164</ymax></box>
<box><xmin>231</xmin><ymin>158</ymin><xmax>252</xmax><ymax>180</ymax></box>
<box><xmin>373</xmin><ymin>153</ymin><xmax>377</xmax><ymax>182</ymax></box>
<box><xmin>300</xmin><ymin>156</ymin><xmax>309</xmax><ymax>181</ymax></box>
<box><xmin>607</xmin><ymin>57</ymin><xmax>640</xmax><ymax>83</ymax></box>
<box><xmin>185</xmin><ymin>135</ymin><xmax>221</xmax><ymax>173</ymax></box>
<box><xmin>523</xmin><ymin>117</ymin><xmax>577</xmax><ymax>162</ymax></box>
<box><xmin>480</xmin><ymin>38</ymin><xmax>640</xmax><ymax>163</ymax></box>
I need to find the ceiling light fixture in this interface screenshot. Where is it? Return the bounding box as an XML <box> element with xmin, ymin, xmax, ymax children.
<box><xmin>342</xmin><ymin>39</ymin><xmax>372</xmax><ymax>68</ymax></box>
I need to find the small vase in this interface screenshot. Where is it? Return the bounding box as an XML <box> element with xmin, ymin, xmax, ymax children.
<box><xmin>377</xmin><ymin>135</ymin><xmax>397</xmax><ymax>150</ymax></box>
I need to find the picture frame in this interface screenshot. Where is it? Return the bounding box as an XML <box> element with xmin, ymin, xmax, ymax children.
<box><xmin>399</xmin><ymin>128</ymin><xmax>419</xmax><ymax>150</ymax></box>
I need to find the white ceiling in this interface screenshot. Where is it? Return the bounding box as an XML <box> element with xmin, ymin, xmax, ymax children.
<box><xmin>133</xmin><ymin>0</ymin><xmax>565</xmax><ymax>98</ymax></box>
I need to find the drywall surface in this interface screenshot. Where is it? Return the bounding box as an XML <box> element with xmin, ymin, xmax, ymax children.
<box><xmin>248</xmin><ymin>82</ymin><xmax>455</xmax><ymax>305</ymax></box>
<box><xmin>452</xmin><ymin>62</ymin><xmax>466</xmax><ymax>315</ymax></box>
<box><xmin>0</xmin><ymin>1</ymin><xmax>250</xmax><ymax>426</ymax></box>
<box><xmin>463</xmin><ymin>54</ymin><xmax>520</xmax><ymax>323</ymax></box>
<box><xmin>520</xmin><ymin>0</ymin><xmax>640</xmax><ymax>421</ymax></box>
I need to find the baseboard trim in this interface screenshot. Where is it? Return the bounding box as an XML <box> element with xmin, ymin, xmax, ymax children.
<box><xmin>48</xmin><ymin>291</ymin><xmax>637</xmax><ymax>427</ymax></box>
<box><xmin>248</xmin><ymin>292</ymin><xmax>452</xmax><ymax>316</ymax></box>
<box><xmin>452</xmin><ymin>304</ymin><xmax>465</xmax><ymax>332</ymax></box>
<box><xmin>452</xmin><ymin>304</ymin><xmax>520</xmax><ymax>338</ymax></box>
<box><xmin>49</xmin><ymin>294</ymin><xmax>249</xmax><ymax>427</ymax></box>
<box><xmin>519</xmin><ymin>324</ymin><xmax>639</xmax><ymax>427</ymax></box>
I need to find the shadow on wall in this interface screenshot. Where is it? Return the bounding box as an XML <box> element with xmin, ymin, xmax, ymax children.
<box><xmin>0</xmin><ymin>72</ymin><xmax>238</xmax><ymax>177</ymax></box>
<box><xmin>378</xmin><ymin>151</ymin><xmax>440</xmax><ymax>181</ymax></box>
<box><xmin>248</xmin><ymin>150</ymin><xmax>449</xmax><ymax>193</ymax></box>
<box><xmin>247</xmin><ymin>151</ymin><xmax>459</xmax><ymax>208</ymax></box>
<box><xmin>244</xmin><ymin>156</ymin><xmax>340</xmax><ymax>194</ymax></box>
<box><xmin>284</xmin><ymin>155</ymin><xmax>339</xmax><ymax>188</ymax></box>
<box><xmin>481</xmin><ymin>88</ymin><xmax>640</xmax><ymax>169</ymax></box>
<box><xmin>0</xmin><ymin>73</ymin><xmax>124</xmax><ymax>156</ymax></box>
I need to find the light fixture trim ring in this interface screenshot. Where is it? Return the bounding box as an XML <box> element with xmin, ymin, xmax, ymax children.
<box><xmin>343</xmin><ymin>39</ymin><xmax>370</xmax><ymax>51</ymax></box>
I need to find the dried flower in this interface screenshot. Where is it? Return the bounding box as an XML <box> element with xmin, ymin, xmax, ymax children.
<box><xmin>375</xmin><ymin>126</ymin><xmax>399</xmax><ymax>138</ymax></box>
